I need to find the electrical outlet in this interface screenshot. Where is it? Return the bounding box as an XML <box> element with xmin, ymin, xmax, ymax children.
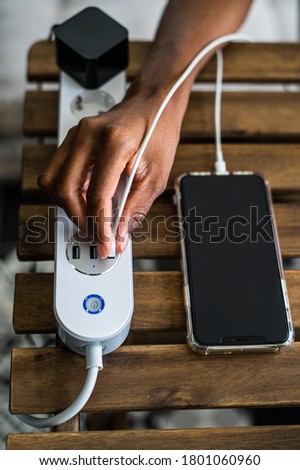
<box><xmin>66</xmin><ymin>234</ymin><xmax>120</xmax><ymax>276</ymax></box>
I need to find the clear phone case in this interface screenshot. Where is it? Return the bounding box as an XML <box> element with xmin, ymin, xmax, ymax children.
<box><xmin>174</xmin><ymin>172</ymin><xmax>294</xmax><ymax>355</ymax></box>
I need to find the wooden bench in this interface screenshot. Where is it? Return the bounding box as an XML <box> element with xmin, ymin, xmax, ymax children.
<box><xmin>7</xmin><ymin>40</ymin><xmax>300</xmax><ymax>450</ymax></box>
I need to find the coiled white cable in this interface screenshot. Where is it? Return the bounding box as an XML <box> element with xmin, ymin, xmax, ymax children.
<box><xmin>16</xmin><ymin>342</ymin><xmax>103</xmax><ymax>428</ymax></box>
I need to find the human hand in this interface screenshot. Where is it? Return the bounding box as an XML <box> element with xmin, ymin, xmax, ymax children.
<box><xmin>37</xmin><ymin>91</ymin><xmax>182</xmax><ymax>258</ymax></box>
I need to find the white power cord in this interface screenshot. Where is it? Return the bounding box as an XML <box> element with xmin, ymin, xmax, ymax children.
<box><xmin>214</xmin><ymin>49</ymin><xmax>226</xmax><ymax>174</ymax></box>
<box><xmin>16</xmin><ymin>342</ymin><xmax>103</xmax><ymax>428</ymax></box>
<box><xmin>112</xmin><ymin>32</ymin><xmax>251</xmax><ymax>240</ymax></box>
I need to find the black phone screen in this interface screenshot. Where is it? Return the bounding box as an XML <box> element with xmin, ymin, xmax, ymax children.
<box><xmin>180</xmin><ymin>173</ymin><xmax>290</xmax><ymax>346</ymax></box>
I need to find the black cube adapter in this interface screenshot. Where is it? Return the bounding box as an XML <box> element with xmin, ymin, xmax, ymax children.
<box><xmin>54</xmin><ymin>7</ymin><xmax>128</xmax><ymax>89</ymax></box>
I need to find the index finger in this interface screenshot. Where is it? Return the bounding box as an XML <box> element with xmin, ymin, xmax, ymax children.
<box><xmin>86</xmin><ymin>128</ymin><xmax>137</xmax><ymax>257</ymax></box>
<box><xmin>51</xmin><ymin>119</ymin><xmax>99</xmax><ymax>233</ymax></box>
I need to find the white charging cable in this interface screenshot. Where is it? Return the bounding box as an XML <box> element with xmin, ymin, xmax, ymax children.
<box><xmin>17</xmin><ymin>342</ymin><xmax>103</xmax><ymax>428</ymax></box>
<box><xmin>112</xmin><ymin>33</ymin><xmax>251</xmax><ymax>242</ymax></box>
<box><xmin>214</xmin><ymin>49</ymin><xmax>225</xmax><ymax>173</ymax></box>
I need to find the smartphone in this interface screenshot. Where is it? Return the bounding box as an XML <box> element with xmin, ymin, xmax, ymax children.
<box><xmin>175</xmin><ymin>172</ymin><xmax>294</xmax><ymax>355</ymax></box>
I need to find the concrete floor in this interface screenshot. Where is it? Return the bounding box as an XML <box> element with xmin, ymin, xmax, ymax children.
<box><xmin>0</xmin><ymin>0</ymin><xmax>299</xmax><ymax>450</ymax></box>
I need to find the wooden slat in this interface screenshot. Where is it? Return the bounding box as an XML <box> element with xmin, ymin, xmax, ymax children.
<box><xmin>28</xmin><ymin>41</ymin><xmax>58</xmax><ymax>82</ymax></box>
<box><xmin>24</xmin><ymin>91</ymin><xmax>58</xmax><ymax>137</ymax></box>
<box><xmin>18</xmin><ymin>204</ymin><xmax>55</xmax><ymax>261</ymax></box>
<box><xmin>10</xmin><ymin>343</ymin><xmax>300</xmax><ymax>414</ymax></box>
<box><xmin>22</xmin><ymin>144</ymin><xmax>56</xmax><ymax>198</ymax></box>
<box><xmin>55</xmin><ymin>415</ymin><xmax>79</xmax><ymax>432</ymax></box>
<box><xmin>7</xmin><ymin>425</ymin><xmax>300</xmax><ymax>450</ymax></box>
<box><xmin>17</xmin><ymin>200</ymin><xmax>300</xmax><ymax>261</ymax></box>
<box><xmin>23</xmin><ymin>90</ymin><xmax>300</xmax><ymax>142</ymax></box>
<box><xmin>13</xmin><ymin>272</ymin><xmax>184</xmax><ymax>334</ymax></box>
<box><xmin>13</xmin><ymin>271</ymin><xmax>300</xmax><ymax>339</ymax></box>
<box><xmin>28</xmin><ymin>41</ymin><xmax>300</xmax><ymax>83</ymax></box>
<box><xmin>22</xmin><ymin>143</ymin><xmax>300</xmax><ymax>198</ymax></box>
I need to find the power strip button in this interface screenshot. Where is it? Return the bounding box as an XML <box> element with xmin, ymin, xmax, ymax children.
<box><xmin>83</xmin><ymin>294</ymin><xmax>105</xmax><ymax>314</ymax></box>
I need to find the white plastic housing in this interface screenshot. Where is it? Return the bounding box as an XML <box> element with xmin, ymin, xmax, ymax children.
<box><xmin>54</xmin><ymin>72</ymin><xmax>134</xmax><ymax>355</ymax></box>
<box><xmin>54</xmin><ymin>210</ymin><xmax>134</xmax><ymax>355</ymax></box>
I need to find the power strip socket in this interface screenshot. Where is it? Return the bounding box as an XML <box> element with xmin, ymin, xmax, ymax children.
<box><xmin>54</xmin><ymin>72</ymin><xmax>134</xmax><ymax>355</ymax></box>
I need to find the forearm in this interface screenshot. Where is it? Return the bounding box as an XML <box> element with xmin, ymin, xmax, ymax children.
<box><xmin>127</xmin><ymin>0</ymin><xmax>252</xmax><ymax>111</ymax></box>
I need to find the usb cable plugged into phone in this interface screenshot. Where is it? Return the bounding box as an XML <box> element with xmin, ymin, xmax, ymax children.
<box><xmin>214</xmin><ymin>49</ymin><xmax>228</xmax><ymax>175</ymax></box>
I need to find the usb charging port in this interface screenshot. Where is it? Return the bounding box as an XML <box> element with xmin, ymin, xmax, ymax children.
<box><xmin>90</xmin><ymin>245</ymin><xmax>98</xmax><ymax>259</ymax></box>
<box><xmin>72</xmin><ymin>245</ymin><xmax>80</xmax><ymax>259</ymax></box>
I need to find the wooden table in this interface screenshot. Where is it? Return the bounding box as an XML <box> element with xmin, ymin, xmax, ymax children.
<box><xmin>7</xmin><ymin>40</ymin><xmax>300</xmax><ymax>450</ymax></box>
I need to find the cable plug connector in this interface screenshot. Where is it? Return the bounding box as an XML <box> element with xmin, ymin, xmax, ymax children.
<box><xmin>108</xmin><ymin>234</ymin><xmax>116</xmax><ymax>259</ymax></box>
<box><xmin>85</xmin><ymin>342</ymin><xmax>103</xmax><ymax>370</ymax></box>
<box><xmin>214</xmin><ymin>157</ymin><xmax>227</xmax><ymax>175</ymax></box>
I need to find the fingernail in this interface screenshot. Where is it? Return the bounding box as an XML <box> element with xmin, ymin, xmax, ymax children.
<box><xmin>118</xmin><ymin>233</ymin><xmax>129</xmax><ymax>253</ymax></box>
<box><xmin>97</xmin><ymin>244</ymin><xmax>107</xmax><ymax>259</ymax></box>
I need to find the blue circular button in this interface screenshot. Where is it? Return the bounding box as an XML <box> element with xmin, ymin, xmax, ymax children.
<box><xmin>83</xmin><ymin>294</ymin><xmax>105</xmax><ymax>314</ymax></box>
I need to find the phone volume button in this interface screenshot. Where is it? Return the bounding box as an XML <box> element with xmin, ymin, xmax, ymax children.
<box><xmin>281</xmin><ymin>278</ymin><xmax>290</xmax><ymax>307</ymax></box>
<box><xmin>180</xmin><ymin>259</ymin><xmax>188</xmax><ymax>285</ymax></box>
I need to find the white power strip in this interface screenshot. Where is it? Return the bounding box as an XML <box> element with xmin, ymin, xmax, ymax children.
<box><xmin>54</xmin><ymin>72</ymin><xmax>134</xmax><ymax>355</ymax></box>
<box><xmin>17</xmin><ymin>53</ymin><xmax>135</xmax><ymax>430</ymax></box>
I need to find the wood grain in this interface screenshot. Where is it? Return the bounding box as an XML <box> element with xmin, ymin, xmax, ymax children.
<box><xmin>23</xmin><ymin>90</ymin><xmax>300</xmax><ymax>142</ymax></box>
<box><xmin>13</xmin><ymin>272</ymin><xmax>185</xmax><ymax>334</ymax></box>
<box><xmin>13</xmin><ymin>271</ymin><xmax>300</xmax><ymax>338</ymax></box>
<box><xmin>17</xmin><ymin>200</ymin><xmax>300</xmax><ymax>260</ymax></box>
<box><xmin>13</xmin><ymin>271</ymin><xmax>300</xmax><ymax>339</ymax></box>
<box><xmin>24</xmin><ymin>91</ymin><xmax>58</xmax><ymax>137</ymax></box>
<box><xmin>22</xmin><ymin>144</ymin><xmax>56</xmax><ymax>198</ymax></box>
<box><xmin>27</xmin><ymin>40</ymin><xmax>300</xmax><ymax>83</ymax></box>
<box><xmin>7</xmin><ymin>425</ymin><xmax>300</xmax><ymax>450</ymax></box>
<box><xmin>10</xmin><ymin>344</ymin><xmax>300</xmax><ymax>414</ymax></box>
<box><xmin>22</xmin><ymin>143</ymin><xmax>300</xmax><ymax>198</ymax></box>
<box><xmin>55</xmin><ymin>415</ymin><xmax>79</xmax><ymax>432</ymax></box>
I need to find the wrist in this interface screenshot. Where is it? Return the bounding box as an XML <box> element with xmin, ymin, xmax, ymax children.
<box><xmin>124</xmin><ymin>73</ymin><xmax>192</xmax><ymax>123</ymax></box>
